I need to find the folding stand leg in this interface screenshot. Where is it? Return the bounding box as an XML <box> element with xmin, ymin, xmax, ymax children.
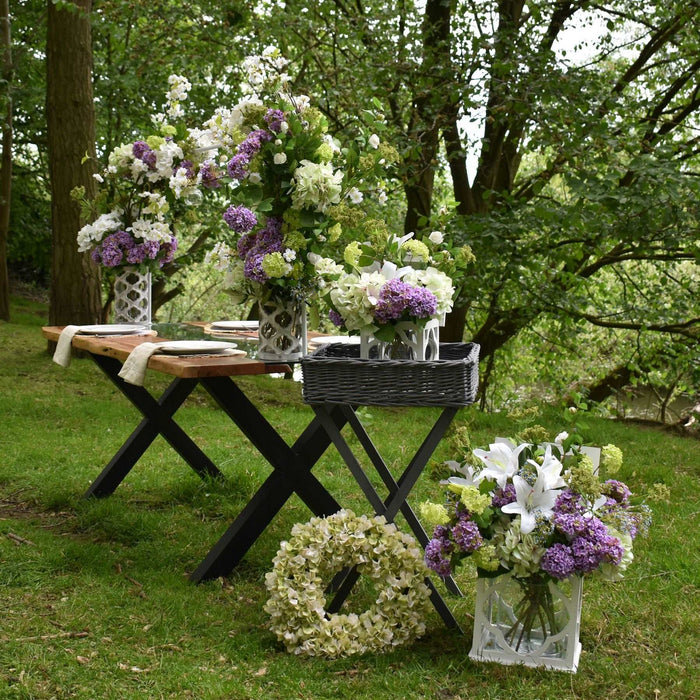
<box><xmin>312</xmin><ymin>403</ymin><xmax>463</xmax><ymax>630</ymax></box>
<box><xmin>85</xmin><ymin>355</ymin><xmax>223</xmax><ymax>497</ymax></box>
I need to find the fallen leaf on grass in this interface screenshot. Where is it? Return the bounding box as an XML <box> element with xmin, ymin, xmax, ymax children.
<box><xmin>118</xmin><ymin>663</ymin><xmax>150</xmax><ymax>673</ymax></box>
<box><xmin>253</xmin><ymin>667</ymin><xmax>267</xmax><ymax>677</ymax></box>
<box><xmin>76</xmin><ymin>656</ymin><xmax>90</xmax><ymax>665</ymax></box>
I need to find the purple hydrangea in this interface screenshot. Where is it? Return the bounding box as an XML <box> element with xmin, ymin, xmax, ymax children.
<box><xmin>604</xmin><ymin>480</ymin><xmax>631</xmax><ymax>505</ymax></box>
<box><xmin>373</xmin><ymin>278</ymin><xmax>438</xmax><ymax>324</ymax></box>
<box><xmin>329</xmin><ymin>309</ymin><xmax>344</xmax><ymax>327</ymax></box>
<box><xmin>541</xmin><ymin>543</ymin><xmax>576</xmax><ymax>579</ymax></box>
<box><xmin>424</xmin><ymin>538</ymin><xmax>453</xmax><ymax>578</ymax></box>
<box><xmin>452</xmin><ymin>519</ymin><xmax>483</xmax><ymax>553</ymax></box>
<box><xmin>554</xmin><ymin>490</ymin><xmax>586</xmax><ymax>515</ymax></box>
<box><xmin>570</xmin><ymin>537</ymin><xmax>603</xmax><ymax>573</ymax></box>
<box><xmin>598</xmin><ymin>534</ymin><xmax>624</xmax><ymax>565</ymax></box>
<box><xmin>264</xmin><ymin>108</ymin><xmax>286</xmax><ymax>133</ymax></box>
<box><xmin>492</xmin><ymin>483</ymin><xmax>517</xmax><ymax>508</ymax></box>
<box><xmin>552</xmin><ymin>512</ymin><xmax>590</xmax><ymax>538</ymax></box>
<box><xmin>244</xmin><ymin>252</ymin><xmax>268</xmax><ymax>283</ymax></box>
<box><xmin>132</xmin><ymin>140</ymin><xmax>156</xmax><ymax>169</ymax></box>
<box><xmin>223</xmin><ymin>205</ymin><xmax>258</xmax><ymax>233</ymax></box>
<box><xmin>227</xmin><ymin>154</ymin><xmax>249</xmax><ymax>180</ymax></box>
<box><xmin>91</xmin><ymin>230</ymin><xmax>175</xmax><ymax>270</ymax></box>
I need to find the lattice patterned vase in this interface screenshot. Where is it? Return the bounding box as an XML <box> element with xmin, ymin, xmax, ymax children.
<box><xmin>360</xmin><ymin>318</ymin><xmax>440</xmax><ymax>360</ymax></box>
<box><xmin>257</xmin><ymin>297</ymin><xmax>307</xmax><ymax>362</ymax></box>
<box><xmin>469</xmin><ymin>572</ymin><xmax>583</xmax><ymax>673</ymax></box>
<box><xmin>113</xmin><ymin>267</ymin><xmax>152</xmax><ymax>325</ymax></box>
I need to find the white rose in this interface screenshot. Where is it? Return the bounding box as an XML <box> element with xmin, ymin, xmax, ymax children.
<box><xmin>368</xmin><ymin>134</ymin><xmax>380</xmax><ymax>149</ymax></box>
<box><xmin>428</xmin><ymin>230</ymin><xmax>444</xmax><ymax>244</ymax></box>
<box><xmin>274</xmin><ymin>152</ymin><xmax>288</xmax><ymax>165</ymax></box>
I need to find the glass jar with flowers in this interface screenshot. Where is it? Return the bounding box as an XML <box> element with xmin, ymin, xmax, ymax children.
<box><xmin>203</xmin><ymin>47</ymin><xmax>397</xmax><ymax>361</ymax></box>
<box><xmin>420</xmin><ymin>433</ymin><xmax>652</xmax><ymax>672</ymax></box>
<box><xmin>75</xmin><ymin>75</ymin><xmax>215</xmax><ymax>325</ymax></box>
<box><xmin>313</xmin><ymin>230</ymin><xmax>475</xmax><ymax>360</ymax></box>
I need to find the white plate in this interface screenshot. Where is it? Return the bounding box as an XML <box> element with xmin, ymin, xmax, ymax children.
<box><xmin>156</xmin><ymin>340</ymin><xmax>238</xmax><ymax>355</ymax></box>
<box><xmin>210</xmin><ymin>320</ymin><xmax>259</xmax><ymax>330</ymax></box>
<box><xmin>312</xmin><ymin>335</ymin><xmax>361</xmax><ymax>345</ymax></box>
<box><xmin>78</xmin><ymin>324</ymin><xmax>149</xmax><ymax>335</ymax></box>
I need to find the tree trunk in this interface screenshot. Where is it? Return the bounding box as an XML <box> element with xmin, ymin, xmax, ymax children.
<box><xmin>46</xmin><ymin>0</ymin><xmax>101</xmax><ymax>329</ymax></box>
<box><xmin>0</xmin><ymin>0</ymin><xmax>11</xmax><ymax>321</ymax></box>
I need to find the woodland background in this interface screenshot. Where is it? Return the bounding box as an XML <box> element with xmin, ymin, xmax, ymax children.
<box><xmin>1</xmin><ymin>0</ymin><xmax>698</xmax><ymax>417</ymax></box>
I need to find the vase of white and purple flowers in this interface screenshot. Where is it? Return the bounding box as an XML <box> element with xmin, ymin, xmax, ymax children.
<box><xmin>75</xmin><ymin>75</ymin><xmax>215</xmax><ymax>325</ymax></box>
<box><xmin>203</xmin><ymin>47</ymin><xmax>398</xmax><ymax>359</ymax></box>
<box><xmin>314</xmin><ymin>231</ymin><xmax>474</xmax><ymax>360</ymax></box>
<box><xmin>420</xmin><ymin>434</ymin><xmax>651</xmax><ymax>672</ymax></box>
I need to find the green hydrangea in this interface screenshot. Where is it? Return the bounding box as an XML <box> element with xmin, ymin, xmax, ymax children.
<box><xmin>159</xmin><ymin>124</ymin><xmax>177</xmax><ymax>137</ymax></box>
<box><xmin>146</xmin><ymin>135</ymin><xmax>165</xmax><ymax>149</ymax></box>
<box><xmin>378</xmin><ymin>142</ymin><xmax>400</xmax><ymax>164</ymax></box>
<box><xmin>448</xmin><ymin>484</ymin><xmax>491</xmax><ymax>516</ymax></box>
<box><xmin>472</xmin><ymin>544</ymin><xmax>499</xmax><ymax>572</ymax></box>
<box><xmin>327</xmin><ymin>222</ymin><xmax>342</xmax><ymax>243</ymax></box>
<box><xmin>315</xmin><ymin>142</ymin><xmax>335</xmax><ymax>163</ymax></box>
<box><xmin>283</xmin><ymin>229</ymin><xmax>307</xmax><ymax>252</ymax></box>
<box><xmin>519</xmin><ymin>425</ymin><xmax>549</xmax><ymax>444</ymax></box>
<box><xmin>456</xmin><ymin>244</ymin><xmax>476</xmax><ymax>266</ymax></box>
<box><xmin>566</xmin><ymin>455</ymin><xmax>602</xmax><ymax>500</ymax></box>
<box><xmin>261</xmin><ymin>252</ymin><xmax>291</xmax><ymax>278</ymax></box>
<box><xmin>419</xmin><ymin>501</ymin><xmax>450</xmax><ymax>528</ymax></box>
<box><xmin>402</xmin><ymin>239</ymin><xmax>431</xmax><ymax>263</ymax></box>
<box><xmin>600</xmin><ymin>444</ymin><xmax>623</xmax><ymax>475</ymax></box>
<box><xmin>344</xmin><ymin>241</ymin><xmax>362</xmax><ymax>266</ymax></box>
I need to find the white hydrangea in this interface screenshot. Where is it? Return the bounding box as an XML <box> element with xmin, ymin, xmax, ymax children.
<box><xmin>169</xmin><ymin>167</ymin><xmax>191</xmax><ymax>199</ymax></box>
<box><xmin>146</xmin><ymin>140</ymin><xmax>184</xmax><ymax>183</ymax></box>
<box><xmin>128</xmin><ymin>218</ymin><xmax>172</xmax><ymax>244</ymax></box>
<box><xmin>76</xmin><ymin>211</ymin><xmax>122</xmax><ymax>251</ymax></box>
<box><xmin>403</xmin><ymin>266</ymin><xmax>455</xmax><ymax>315</ymax></box>
<box><xmin>108</xmin><ymin>143</ymin><xmax>134</xmax><ymax>171</ymax></box>
<box><xmin>290</xmin><ymin>160</ymin><xmax>343</xmax><ymax>213</ymax></box>
<box><xmin>329</xmin><ymin>271</ymin><xmax>386</xmax><ymax>332</ymax></box>
<box><xmin>310</xmin><ymin>254</ymin><xmax>343</xmax><ymax>277</ymax></box>
<box><xmin>139</xmin><ymin>191</ymin><xmax>169</xmax><ymax>217</ymax></box>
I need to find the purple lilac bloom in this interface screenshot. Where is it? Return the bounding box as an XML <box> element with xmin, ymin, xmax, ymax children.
<box><xmin>244</xmin><ymin>252</ymin><xmax>268</xmax><ymax>283</ymax></box>
<box><xmin>264</xmin><ymin>109</ymin><xmax>286</xmax><ymax>133</ymax></box>
<box><xmin>126</xmin><ymin>245</ymin><xmax>146</xmax><ymax>265</ymax></box>
<box><xmin>554</xmin><ymin>490</ymin><xmax>586</xmax><ymax>515</ymax></box>
<box><xmin>227</xmin><ymin>154</ymin><xmax>249</xmax><ymax>180</ymax></box>
<box><xmin>199</xmin><ymin>161</ymin><xmax>221</xmax><ymax>188</ymax></box>
<box><xmin>237</xmin><ymin>233</ymin><xmax>257</xmax><ymax>260</ymax></box>
<box><xmin>329</xmin><ymin>309</ymin><xmax>344</xmax><ymax>327</ymax></box>
<box><xmin>373</xmin><ymin>278</ymin><xmax>438</xmax><ymax>324</ymax></box>
<box><xmin>604</xmin><ymin>480</ymin><xmax>631</xmax><ymax>505</ymax></box>
<box><xmin>492</xmin><ymin>483</ymin><xmax>517</xmax><ymax>508</ymax></box>
<box><xmin>452</xmin><ymin>520</ymin><xmax>483</xmax><ymax>553</ymax></box>
<box><xmin>239</xmin><ymin>129</ymin><xmax>273</xmax><ymax>158</ymax></box>
<box><xmin>223</xmin><ymin>205</ymin><xmax>258</xmax><ymax>233</ymax></box>
<box><xmin>424</xmin><ymin>538</ymin><xmax>453</xmax><ymax>578</ymax></box>
<box><xmin>177</xmin><ymin>159</ymin><xmax>195</xmax><ymax>178</ymax></box>
<box><xmin>540</xmin><ymin>543</ymin><xmax>576</xmax><ymax>580</ymax></box>
<box><xmin>132</xmin><ymin>140</ymin><xmax>150</xmax><ymax>160</ymax></box>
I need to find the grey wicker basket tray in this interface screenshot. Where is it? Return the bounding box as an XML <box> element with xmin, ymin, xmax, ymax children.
<box><xmin>301</xmin><ymin>342</ymin><xmax>480</xmax><ymax>407</ymax></box>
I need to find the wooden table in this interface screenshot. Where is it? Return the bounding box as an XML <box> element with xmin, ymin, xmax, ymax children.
<box><xmin>42</xmin><ymin>326</ymin><xmax>346</xmax><ymax>582</ymax></box>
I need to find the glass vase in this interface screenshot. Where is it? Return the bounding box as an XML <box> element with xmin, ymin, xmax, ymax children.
<box><xmin>257</xmin><ymin>297</ymin><xmax>307</xmax><ymax>362</ymax></box>
<box><xmin>113</xmin><ymin>267</ymin><xmax>151</xmax><ymax>326</ymax></box>
<box><xmin>360</xmin><ymin>318</ymin><xmax>440</xmax><ymax>360</ymax></box>
<box><xmin>469</xmin><ymin>572</ymin><xmax>583</xmax><ymax>672</ymax></box>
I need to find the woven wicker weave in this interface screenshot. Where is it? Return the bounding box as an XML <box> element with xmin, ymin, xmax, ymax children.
<box><xmin>301</xmin><ymin>342</ymin><xmax>480</xmax><ymax>407</ymax></box>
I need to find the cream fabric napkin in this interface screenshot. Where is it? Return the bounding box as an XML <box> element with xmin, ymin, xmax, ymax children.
<box><xmin>118</xmin><ymin>343</ymin><xmax>244</xmax><ymax>387</ymax></box>
<box><xmin>52</xmin><ymin>325</ymin><xmax>81</xmax><ymax>367</ymax></box>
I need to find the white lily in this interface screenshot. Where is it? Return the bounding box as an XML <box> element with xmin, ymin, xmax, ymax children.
<box><xmin>531</xmin><ymin>445</ymin><xmax>567</xmax><ymax>490</ymax></box>
<box><xmin>445</xmin><ymin>461</ymin><xmax>483</xmax><ymax>489</ymax></box>
<box><xmin>501</xmin><ymin>473</ymin><xmax>563</xmax><ymax>534</ymax></box>
<box><xmin>472</xmin><ymin>441</ymin><xmax>529</xmax><ymax>488</ymax></box>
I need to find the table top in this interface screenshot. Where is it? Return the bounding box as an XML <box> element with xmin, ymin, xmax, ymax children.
<box><xmin>42</xmin><ymin>326</ymin><xmax>292</xmax><ymax>379</ymax></box>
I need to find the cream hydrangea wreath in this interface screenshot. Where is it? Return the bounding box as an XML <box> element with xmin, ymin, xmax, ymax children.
<box><xmin>264</xmin><ymin>509</ymin><xmax>432</xmax><ymax>658</ymax></box>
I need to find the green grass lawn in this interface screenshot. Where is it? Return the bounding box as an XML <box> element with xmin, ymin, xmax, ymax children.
<box><xmin>1</xmin><ymin>297</ymin><xmax>698</xmax><ymax>699</ymax></box>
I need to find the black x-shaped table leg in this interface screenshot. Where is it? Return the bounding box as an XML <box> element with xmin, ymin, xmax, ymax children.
<box><xmin>190</xmin><ymin>377</ymin><xmax>346</xmax><ymax>582</ymax></box>
<box><xmin>85</xmin><ymin>354</ymin><xmax>224</xmax><ymax>498</ymax></box>
<box><xmin>311</xmin><ymin>402</ymin><xmax>463</xmax><ymax>631</ymax></box>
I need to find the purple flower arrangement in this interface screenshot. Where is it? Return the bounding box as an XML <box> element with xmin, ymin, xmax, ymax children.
<box><xmin>90</xmin><ymin>230</ymin><xmax>177</xmax><ymax>269</ymax></box>
<box><xmin>421</xmin><ymin>437</ymin><xmax>651</xmax><ymax>585</ymax></box>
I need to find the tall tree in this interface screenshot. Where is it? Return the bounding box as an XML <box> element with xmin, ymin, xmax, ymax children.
<box><xmin>0</xmin><ymin>0</ymin><xmax>11</xmax><ymax>321</ymax></box>
<box><xmin>46</xmin><ymin>0</ymin><xmax>101</xmax><ymax>326</ymax></box>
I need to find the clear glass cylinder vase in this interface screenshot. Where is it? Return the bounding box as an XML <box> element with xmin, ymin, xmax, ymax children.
<box><xmin>257</xmin><ymin>297</ymin><xmax>307</xmax><ymax>362</ymax></box>
<box><xmin>113</xmin><ymin>267</ymin><xmax>151</xmax><ymax>326</ymax></box>
<box><xmin>469</xmin><ymin>572</ymin><xmax>583</xmax><ymax>672</ymax></box>
<box><xmin>360</xmin><ymin>318</ymin><xmax>440</xmax><ymax>360</ymax></box>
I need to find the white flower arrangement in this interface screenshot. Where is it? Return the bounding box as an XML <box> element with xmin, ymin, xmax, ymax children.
<box><xmin>264</xmin><ymin>509</ymin><xmax>432</xmax><ymax>658</ymax></box>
